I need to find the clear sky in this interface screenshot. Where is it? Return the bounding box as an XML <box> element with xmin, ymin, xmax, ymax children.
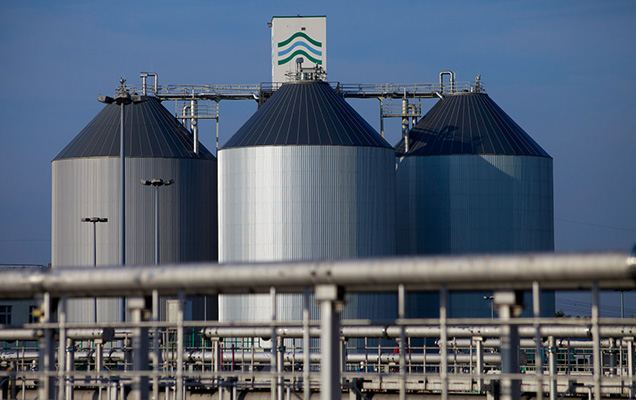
<box><xmin>0</xmin><ymin>1</ymin><xmax>635</xmax><ymax>316</ymax></box>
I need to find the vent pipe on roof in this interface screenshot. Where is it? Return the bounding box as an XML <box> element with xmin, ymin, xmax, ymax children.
<box><xmin>190</xmin><ymin>95</ymin><xmax>199</xmax><ymax>155</ymax></box>
<box><xmin>439</xmin><ymin>71</ymin><xmax>456</xmax><ymax>94</ymax></box>
<box><xmin>402</xmin><ymin>98</ymin><xmax>409</xmax><ymax>152</ymax></box>
<box><xmin>140</xmin><ymin>72</ymin><xmax>158</xmax><ymax>96</ymax></box>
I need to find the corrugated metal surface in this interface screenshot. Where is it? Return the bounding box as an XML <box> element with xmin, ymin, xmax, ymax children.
<box><xmin>222</xmin><ymin>81</ymin><xmax>392</xmax><ymax>149</ymax></box>
<box><xmin>395</xmin><ymin>93</ymin><xmax>550</xmax><ymax>157</ymax></box>
<box><xmin>396</xmin><ymin>155</ymin><xmax>553</xmax><ymax>254</ymax></box>
<box><xmin>52</xmin><ymin>157</ymin><xmax>217</xmax><ymax>322</ymax></box>
<box><xmin>219</xmin><ymin>145</ymin><xmax>396</xmax><ymax>326</ymax></box>
<box><xmin>54</xmin><ymin>97</ymin><xmax>214</xmax><ymax>160</ymax></box>
<box><xmin>395</xmin><ymin>154</ymin><xmax>554</xmax><ymax>317</ymax></box>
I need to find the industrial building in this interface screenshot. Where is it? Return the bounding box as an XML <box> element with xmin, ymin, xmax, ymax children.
<box><xmin>395</xmin><ymin>80</ymin><xmax>555</xmax><ymax>318</ymax></box>
<box><xmin>51</xmin><ymin>94</ymin><xmax>218</xmax><ymax>322</ymax></box>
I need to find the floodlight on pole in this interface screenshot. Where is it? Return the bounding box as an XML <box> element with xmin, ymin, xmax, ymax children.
<box><xmin>98</xmin><ymin>77</ymin><xmax>146</xmax><ymax>322</ymax></box>
<box><xmin>141</xmin><ymin>178</ymin><xmax>174</xmax><ymax>265</ymax></box>
<box><xmin>483</xmin><ymin>295</ymin><xmax>495</xmax><ymax>320</ymax></box>
<box><xmin>81</xmin><ymin>217</ymin><xmax>108</xmax><ymax>322</ymax></box>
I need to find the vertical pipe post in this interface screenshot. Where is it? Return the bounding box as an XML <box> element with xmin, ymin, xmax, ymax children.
<box><xmin>152</xmin><ymin>290</ymin><xmax>160</xmax><ymax>400</ymax></box>
<box><xmin>398</xmin><ymin>284</ymin><xmax>406</xmax><ymax>400</ymax></box>
<box><xmin>58</xmin><ymin>295</ymin><xmax>67</xmax><ymax>400</ymax></box>
<box><xmin>440</xmin><ymin>285</ymin><xmax>448</xmax><ymax>400</ymax></box>
<box><xmin>277</xmin><ymin>336</ymin><xmax>284</xmax><ymax>400</ymax></box>
<box><xmin>591</xmin><ymin>283</ymin><xmax>601</xmax><ymax>399</ymax></box>
<box><xmin>38</xmin><ymin>293</ymin><xmax>55</xmax><ymax>400</ymax></box>
<box><xmin>177</xmin><ymin>291</ymin><xmax>185</xmax><ymax>400</ymax></box>
<box><xmin>496</xmin><ymin>290</ymin><xmax>521</xmax><ymax>400</ymax></box>
<box><xmin>548</xmin><ymin>336</ymin><xmax>557</xmax><ymax>400</ymax></box>
<box><xmin>271</xmin><ymin>287</ymin><xmax>278</xmax><ymax>400</ymax></box>
<box><xmin>475</xmin><ymin>337</ymin><xmax>484</xmax><ymax>392</ymax></box>
<box><xmin>533</xmin><ymin>282</ymin><xmax>544</xmax><ymax>400</ymax></box>
<box><xmin>316</xmin><ymin>285</ymin><xmax>343</xmax><ymax>400</ymax></box>
<box><xmin>95</xmin><ymin>339</ymin><xmax>103</xmax><ymax>388</ymax></box>
<box><xmin>628</xmin><ymin>339</ymin><xmax>634</xmax><ymax>397</ymax></box>
<box><xmin>65</xmin><ymin>337</ymin><xmax>75</xmax><ymax>400</ymax></box>
<box><xmin>155</xmin><ymin>185</ymin><xmax>160</xmax><ymax>265</ymax></box>
<box><xmin>303</xmin><ymin>287</ymin><xmax>311</xmax><ymax>400</ymax></box>
<box><xmin>93</xmin><ymin>220</ymin><xmax>98</xmax><ymax>323</ymax></box>
<box><xmin>130</xmin><ymin>297</ymin><xmax>149</xmax><ymax>400</ymax></box>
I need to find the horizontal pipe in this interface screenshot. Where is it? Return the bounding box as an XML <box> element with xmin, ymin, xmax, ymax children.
<box><xmin>0</xmin><ymin>252</ymin><xmax>632</xmax><ymax>299</ymax></box>
<box><xmin>0</xmin><ymin>350</ymin><xmax>501</xmax><ymax>366</ymax></box>
<box><xmin>202</xmin><ymin>325</ymin><xmax>636</xmax><ymax>339</ymax></box>
<box><xmin>437</xmin><ymin>338</ymin><xmax>634</xmax><ymax>349</ymax></box>
<box><xmin>0</xmin><ymin>328</ymin><xmax>115</xmax><ymax>342</ymax></box>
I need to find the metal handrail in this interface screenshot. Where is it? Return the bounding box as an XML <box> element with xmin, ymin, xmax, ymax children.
<box><xmin>0</xmin><ymin>252</ymin><xmax>632</xmax><ymax>298</ymax></box>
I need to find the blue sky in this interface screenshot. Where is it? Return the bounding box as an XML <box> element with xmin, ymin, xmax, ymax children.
<box><xmin>0</xmin><ymin>1</ymin><xmax>635</xmax><ymax>316</ymax></box>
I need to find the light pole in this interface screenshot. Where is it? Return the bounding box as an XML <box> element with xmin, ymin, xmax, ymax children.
<box><xmin>141</xmin><ymin>179</ymin><xmax>174</xmax><ymax>265</ymax></box>
<box><xmin>483</xmin><ymin>295</ymin><xmax>494</xmax><ymax>320</ymax></box>
<box><xmin>99</xmin><ymin>78</ymin><xmax>146</xmax><ymax>321</ymax></box>
<box><xmin>81</xmin><ymin>217</ymin><xmax>107</xmax><ymax>322</ymax></box>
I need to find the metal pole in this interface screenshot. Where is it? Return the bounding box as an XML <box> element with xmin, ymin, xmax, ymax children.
<box><xmin>38</xmin><ymin>293</ymin><xmax>54</xmax><ymax>400</ymax></box>
<box><xmin>177</xmin><ymin>291</ymin><xmax>185</xmax><ymax>400</ymax></box>
<box><xmin>155</xmin><ymin>185</ymin><xmax>159</xmax><ymax>265</ymax></box>
<box><xmin>398</xmin><ymin>284</ymin><xmax>406</xmax><ymax>400</ymax></box>
<box><xmin>130</xmin><ymin>297</ymin><xmax>149</xmax><ymax>400</ymax></box>
<box><xmin>65</xmin><ymin>337</ymin><xmax>75</xmax><ymax>400</ymax></box>
<box><xmin>271</xmin><ymin>287</ymin><xmax>278</xmax><ymax>400</ymax></box>
<box><xmin>120</xmin><ymin>100</ymin><xmax>126</xmax><ymax>323</ymax></box>
<box><xmin>548</xmin><ymin>336</ymin><xmax>557</xmax><ymax>400</ymax></box>
<box><xmin>592</xmin><ymin>283</ymin><xmax>601</xmax><ymax>399</ymax></box>
<box><xmin>58</xmin><ymin>295</ymin><xmax>67</xmax><ymax>400</ymax></box>
<box><xmin>497</xmin><ymin>291</ymin><xmax>520</xmax><ymax>400</ymax></box>
<box><xmin>152</xmin><ymin>289</ymin><xmax>160</xmax><ymax>400</ymax></box>
<box><xmin>303</xmin><ymin>287</ymin><xmax>310</xmax><ymax>400</ymax></box>
<box><xmin>317</xmin><ymin>285</ymin><xmax>342</xmax><ymax>400</ymax></box>
<box><xmin>440</xmin><ymin>285</ymin><xmax>448</xmax><ymax>400</ymax></box>
<box><xmin>533</xmin><ymin>282</ymin><xmax>544</xmax><ymax>400</ymax></box>
<box><xmin>120</xmin><ymin>101</ymin><xmax>125</xmax><ymax>268</ymax></box>
<box><xmin>93</xmin><ymin>221</ymin><xmax>97</xmax><ymax>323</ymax></box>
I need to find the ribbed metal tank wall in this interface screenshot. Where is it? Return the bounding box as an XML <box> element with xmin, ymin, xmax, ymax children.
<box><xmin>396</xmin><ymin>155</ymin><xmax>553</xmax><ymax>254</ymax></box>
<box><xmin>51</xmin><ymin>96</ymin><xmax>217</xmax><ymax>323</ymax></box>
<box><xmin>218</xmin><ymin>80</ymin><xmax>397</xmax><ymax>332</ymax></box>
<box><xmin>395</xmin><ymin>92</ymin><xmax>555</xmax><ymax>318</ymax></box>
<box><xmin>219</xmin><ymin>145</ymin><xmax>396</xmax><ymax>322</ymax></box>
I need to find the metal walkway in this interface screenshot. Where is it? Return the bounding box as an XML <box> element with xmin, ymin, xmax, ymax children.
<box><xmin>118</xmin><ymin>72</ymin><xmax>486</xmax><ymax>149</ymax></box>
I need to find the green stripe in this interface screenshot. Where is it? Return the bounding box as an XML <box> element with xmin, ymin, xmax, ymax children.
<box><xmin>278</xmin><ymin>32</ymin><xmax>322</xmax><ymax>48</ymax></box>
<box><xmin>278</xmin><ymin>50</ymin><xmax>323</xmax><ymax>66</ymax></box>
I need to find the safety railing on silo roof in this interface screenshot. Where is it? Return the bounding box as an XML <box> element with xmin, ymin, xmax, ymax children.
<box><xmin>0</xmin><ymin>252</ymin><xmax>634</xmax><ymax>400</ymax></box>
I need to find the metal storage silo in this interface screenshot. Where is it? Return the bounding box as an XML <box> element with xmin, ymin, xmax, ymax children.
<box><xmin>52</xmin><ymin>94</ymin><xmax>217</xmax><ymax>322</ymax></box>
<box><xmin>218</xmin><ymin>77</ymin><xmax>396</xmax><ymax>328</ymax></box>
<box><xmin>395</xmin><ymin>88</ymin><xmax>554</xmax><ymax>318</ymax></box>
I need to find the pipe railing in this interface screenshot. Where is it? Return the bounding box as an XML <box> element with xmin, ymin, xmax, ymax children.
<box><xmin>0</xmin><ymin>252</ymin><xmax>633</xmax><ymax>299</ymax></box>
<box><xmin>1</xmin><ymin>251</ymin><xmax>635</xmax><ymax>400</ymax></box>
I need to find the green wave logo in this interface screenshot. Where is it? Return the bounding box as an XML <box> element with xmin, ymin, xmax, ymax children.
<box><xmin>277</xmin><ymin>32</ymin><xmax>323</xmax><ymax>66</ymax></box>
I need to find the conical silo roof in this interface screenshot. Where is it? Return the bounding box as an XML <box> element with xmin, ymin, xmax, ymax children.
<box><xmin>221</xmin><ymin>80</ymin><xmax>391</xmax><ymax>149</ymax></box>
<box><xmin>395</xmin><ymin>92</ymin><xmax>550</xmax><ymax>157</ymax></box>
<box><xmin>54</xmin><ymin>96</ymin><xmax>214</xmax><ymax>160</ymax></box>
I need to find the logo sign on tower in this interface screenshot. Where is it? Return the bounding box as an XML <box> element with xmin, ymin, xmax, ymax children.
<box><xmin>269</xmin><ymin>16</ymin><xmax>326</xmax><ymax>83</ymax></box>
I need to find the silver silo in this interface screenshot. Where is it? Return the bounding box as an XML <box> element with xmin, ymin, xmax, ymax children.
<box><xmin>218</xmin><ymin>78</ymin><xmax>396</xmax><ymax>335</ymax></box>
<box><xmin>395</xmin><ymin>89</ymin><xmax>554</xmax><ymax>318</ymax></box>
<box><xmin>52</xmin><ymin>95</ymin><xmax>217</xmax><ymax>322</ymax></box>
